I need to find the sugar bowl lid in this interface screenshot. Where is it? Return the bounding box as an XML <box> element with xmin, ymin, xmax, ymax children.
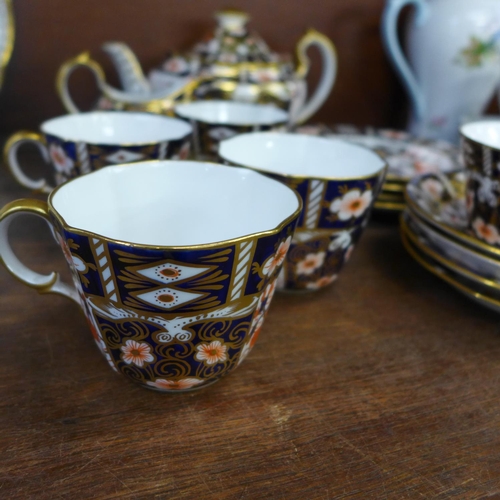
<box><xmin>191</xmin><ymin>9</ymin><xmax>288</xmax><ymax>68</ymax></box>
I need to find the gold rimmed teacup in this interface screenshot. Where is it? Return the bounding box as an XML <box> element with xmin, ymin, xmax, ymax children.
<box><xmin>0</xmin><ymin>160</ymin><xmax>301</xmax><ymax>391</ymax></box>
<box><xmin>4</xmin><ymin>111</ymin><xmax>192</xmax><ymax>193</ymax></box>
<box><xmin>219</xmin><ymin>132</ymin><xmax>387</xmax><ymax>291</ymax></box>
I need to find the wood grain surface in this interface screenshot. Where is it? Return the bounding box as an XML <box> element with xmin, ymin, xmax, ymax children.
<box><xmin>2</xmin><ymin>173</ymin><xmax>500</xmax><ymax>499</ymax></box>
<box><xmin>0</xmin><ymin>0</ymin><xmax>404</xmax><ymax>134</ymax></box>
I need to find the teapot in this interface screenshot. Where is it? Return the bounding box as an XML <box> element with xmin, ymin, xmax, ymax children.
<box><xmin>57</xmin><ymin>9</ymin><xmax>337</xmax><ymax>124</ymax></box>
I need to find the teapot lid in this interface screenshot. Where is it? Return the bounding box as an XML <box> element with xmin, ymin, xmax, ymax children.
<box><xmin>193</xmin><ymin>9</ymin><xmax>286</xmax><ymax>66</ymax></box>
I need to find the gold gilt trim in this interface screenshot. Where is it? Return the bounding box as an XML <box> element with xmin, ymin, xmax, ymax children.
<box><xmin>401</xmin><ymin>227</ymin><xmax>500</xmax><ymax>310</ymax></box>
<box><xmin>382</xmin><ymin>182</ymin><xmax>406</xmax><ymax>193</ymax></box>
<box><xmin>374</xmin><ymin>201</ymin><xmax>405</xmax><ymax>211</ymax></box>
<box><xmin>401</xmin><ymin>214</ymin><xmax>500</xmax><ymax>292</ymax></box>
<box><xmin>408</xmin><ymin>208</ymin><xmax>500</xmax><ymax>264</ymax></box>
<box><xmin>47</xmin><ymin>160</ymin><xmax>303</xmax><ymax>251</ymax></box>
<box><xmin>385</xmin><ymin>173</ymin><xmax>409</xmax><ymax>184</ymax></box>
<box><xmin>0</xmin><ymin>198</ymin><xmax>58</xmax><ymax>292</ymax></box>
<box><xmin>4</xmin><ymin>130</ymin><xmax>45</xmax><ymax>164</ymax></box>
<box><xmin>404</xmin><ymin>190</ymin><xmax>500</xmax><ymax>259</ymax></box>
<box><xmin>377</xmin><ymin>192</ymin><xmax>405</xmax><ymax>202</ymax></box>
<box><xmin>296</xmin><ymin>29</ymin><xmax>336</xmax><ymax>78</ymax></box>
<box><xmin>220</xmin><ymin>132</ymin><xmax>388</xmax><ymax>182</ymax></box>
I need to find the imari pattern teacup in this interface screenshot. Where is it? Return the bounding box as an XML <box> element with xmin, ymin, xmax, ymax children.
<box><xmin>4</xmin><ymin>112</ymin><xmax>192</xmax><ymax>194</ymax></box>
<box><xmin>174</xmin><ymin>100</ymin><xmax>288</xmax><ymax>161</ymax></box>
<box><xmin>0</xmin><ymin>161</ymin><xmax>301</xmax><ymax>391</ymax></box>
<box><xmin>461</xmin><ymin>120</ymin><xmax>500</xmax><ymax>247</ymax></box>
<box><xmin>220</xmin><ymin>132</ymin><xmax>387</xmax><ymax>291</ymax></box>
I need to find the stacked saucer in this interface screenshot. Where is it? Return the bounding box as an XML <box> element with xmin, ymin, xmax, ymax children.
<box><xmin>295</xmin><ymin>125</ymin><xmax>460</xmax><ymax>212</ymax></box>
<box><xmin>402</xmin><ymin>170</ymin><xmax>500</xmax><ymax>313</ymax></box>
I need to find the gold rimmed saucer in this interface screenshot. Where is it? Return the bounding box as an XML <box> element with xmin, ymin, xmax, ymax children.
<box><xmin>405</xmin><ymin>170</ymin><xmax>500</xmax><ymax>259</ymax></box>
<box><xmin>401</xmin><ymin>212</ymin><xmax>500</xmax><ymax>292</ymax></box>
<box><xmin>401</xmin><ymin>226</ymin><xmax>500</xmax><ymax>313</ymax></box>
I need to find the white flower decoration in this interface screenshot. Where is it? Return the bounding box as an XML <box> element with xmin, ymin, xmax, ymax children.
<box><xmin>330</xmin><ymin>189</ymin><xmax>373</xmax><ymax>220</ymax></box>
<box><xmin>472</xmin><ymin>217</ymin><xmax>500</xmax><ymax>245</ymax></box>
<box><xmin>49</xmin><ymin>143</ymin><xmax>74</xmax><ymax>175</ymax></box>
<box><xmin>296</xmin><ymin>251</ymin><xmax>326</xmax><ymax>276</ymax></box>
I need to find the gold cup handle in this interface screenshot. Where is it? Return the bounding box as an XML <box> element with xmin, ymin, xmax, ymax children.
<box><xmin>0</xmin><ymin>199</ymin><xmax>80</xmax><ymax>304</ymax></box>
<box><xmin>56</xmin><ymin>51</ymin><xmax>107</xmax><ymax>114</ymax></box>
<box><xmin>4</xmin><ymin>131</ymin><xmax>54</xmax><ymax>194</ymax></box>
<box><xmin>294</xmin><ymin>29</ymin><xmax>337</xmax><ymax>124</ymax></box>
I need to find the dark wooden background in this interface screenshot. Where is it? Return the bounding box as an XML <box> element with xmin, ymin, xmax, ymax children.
<box><xmin>0</xmin><ymin>0</ymin><xmax>408</xmax><ymax>135</ymax></box>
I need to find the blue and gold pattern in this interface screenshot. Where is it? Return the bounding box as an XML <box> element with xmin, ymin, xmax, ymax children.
<box><xmin>52</xmin><ymin>216</ymin><xmax>298</xmax><ymax>391</ymax></box>
<box><xmin>223</xmin><ymin>169</ymin><xmax>386</xmax><ymax>291</ymax></box>
<box><xmin>187</xmin><ymin>120</ymin><xmax>282</xmax><ymax>161</ymax></box>
<box><xmin>462</xmin><ymin>133</ymin><xmax>500</xmax><ymax>247</ymax></box>
<box><xmin>46</xmin><ymin>135</ymin><xmax>191</xmax><ymax>185</ymax></box>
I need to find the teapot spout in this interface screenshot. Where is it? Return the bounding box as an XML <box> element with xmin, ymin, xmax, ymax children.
<box><xmin>101</xmin><ymin>42</ymin><xmax>151</xmax><ymax>94</ymax></box>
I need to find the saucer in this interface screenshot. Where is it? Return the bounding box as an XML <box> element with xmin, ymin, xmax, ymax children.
<box><xmin>295</xmin><ymin>124</ymin><xmax>460</xmax><ymax>183</ymax></box>
<box><xmin>405</xmin><ymin>171</ymin><xmax>500</xmax><ymax>259</ymax></box>
<box><xmin>402</xmin><ymin>210</ymin><xmax>500</xmax><ymax>290</ymax></box>
<box><xmin>401</xmin><ymin>221</ymin><xmax>500</xmax><ymax>313</ymax></box>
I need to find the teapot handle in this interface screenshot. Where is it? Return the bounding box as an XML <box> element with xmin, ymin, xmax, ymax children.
<box><xmin>0</xmin><ymin>199</ymin><xmax>80</xmax><ymax>304</ymax></box>
<box><xmin>381</xmin><ymin>0</ymin><xmax>428</xmax><ymax>121</ymax></box>
<box><xmin>294</xmin><ymin>29</ymin><xmax>337</xmax><ymax>124</ymax></box>
<box><xmin>56</xmin><ymin>52</ymin><xmax>108</xmax><ymax>114</ymax></box>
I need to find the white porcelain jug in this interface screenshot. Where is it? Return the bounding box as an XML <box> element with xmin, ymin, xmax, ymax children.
<box><xmin>382</xmin><ymin>0</ymin><xmax>500</xmax><ymax>142</ymax></box>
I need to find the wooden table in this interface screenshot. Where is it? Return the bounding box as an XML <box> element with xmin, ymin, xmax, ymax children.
<box><xmin>2</xmin><ymin>172</ymin><xmax>500</xmax><ymax>499</ymax></box>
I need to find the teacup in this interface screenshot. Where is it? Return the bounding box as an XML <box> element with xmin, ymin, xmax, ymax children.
<box><xmin>4</xmin><ymin>111</ymin><xmax>192</xmax><ymax>193</ymax></box>
<box><xmin>219</xmin><ymin>132</ymin><xmax>387</xmax><ymax>291</ymax></box>
<box><xmin>0</xmin><ymin>161</ymin><xmax>301</xmax><ymax>391</ymax></box>
<box><xmin>174</xmin><ymin>100</ymin><xmax>288</xmax><ymax>160</ymax></box>
<box><xmin>461</xmin><ymin>120</ymin><xmax>500</xmax><ymax>247</ymax></box>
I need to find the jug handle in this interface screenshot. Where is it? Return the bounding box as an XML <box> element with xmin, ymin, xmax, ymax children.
<box><xmin>4</xmin><ymin>131</ymin><xmax>54</xmax><ymax>194</ymax></box>
<box><xmin>294</xmin><ymin>29</ymin><xmax>337</xmax><ymax>124</ymax></box>
<box><xmin>56</xmin><ymin>52</ymin><xmax>107</xmax><ymax>114</ymax></box>
<box><xmin>381</xmin><ymin>0</ymin><xmax>428</xmax><ymax>121</ymax></box>
<box><xmin>0</xmin><ymin>199</ymin><xmax>80</xmax><ymax>304</ymax></box>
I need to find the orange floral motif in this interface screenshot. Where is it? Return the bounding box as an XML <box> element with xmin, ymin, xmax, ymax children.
<box><xmin>146</xmin><ymin>378</ymin><xmax>203</xmax><ymax>391</ymax></box>
<box><xmin>195</xmin><ymin>340</ymin><xmax>227</xmax><ymax>365</ymax></box>
<box><xmin>472</xmin><ymin>217</ymin><xmax>500</xmax><ymax>245</ymax></box>
<box><xmin>49</xmin><ymin>143</ymin><xmax>74</xmax><ymax>175</ymax></box>
<box><xmin>121</xmin><ymin>340</ymin><xmax>154</xmax><ymax>367</ymax></box>
<box><xmin>296</xmin><ymin>251</ymin><xmax>326</xmax><ymax>276</ymax></box>
<box><xmin>330</xmin><ymin>189</ymin><xmax>373</xmax><ymax>220</ymax></box>
<box><xmin>257</xmin><ymin>280</ymin><xmax>277</xmax><ymax>311</ymax></box>
<box><xmin>249</xmin><ymin>316</ymin><xmax>264</xmax><ymax>348</ymax></box>
<box><xmin>263</xmin><ymin>236</ymin><xmax>292</xmax><ymax>276</ymax></box>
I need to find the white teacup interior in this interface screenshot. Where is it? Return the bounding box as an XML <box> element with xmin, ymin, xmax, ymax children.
<box><xmin>175</xmin><ymin>100</ymin><xmax>288</xmax><ymax>126</ymax></box>
<box><xmin>41</xmin><ymin>112</ymin><xmax>192</xmax><ymax>145</ymax></box>
<box><xmin>50</xmin><ymin>161</ymin><xmax>299</xmax><ymax>246</ymax></box>
<box><xmin>461</xmin><ymin>120</ymin><xmax>500</xmax><ymax>149</ymax></box>
<box><xmin>219</xmin><ymin>132</ymin><xmax>386</xmax><ymax>179</ymax></box>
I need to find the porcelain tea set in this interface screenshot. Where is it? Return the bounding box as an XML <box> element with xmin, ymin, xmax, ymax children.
<box><xmin>57</xmin><ymin>9</ymin><xmax>337</xmax><ymax>125</ymax></box>
<box><xmin>2</xmin><ymin>5</ymin><xmax>500</xmax><ymax>393</ymax></box>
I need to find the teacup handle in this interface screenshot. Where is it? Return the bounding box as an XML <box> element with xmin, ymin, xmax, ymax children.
<box><xmin>0</xmin><ymin>199</ymin><xmax>80</xmax><ymax>304</ymax></box>
<box><xmin>4</xmin><ymin>131</ymin><xmax>54</xmax><ymax>194</ymax></box>
<box><xmin>56</xmin><ymin>52</ymin><xmax>107</xmax><ymax>114</ymax></box>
